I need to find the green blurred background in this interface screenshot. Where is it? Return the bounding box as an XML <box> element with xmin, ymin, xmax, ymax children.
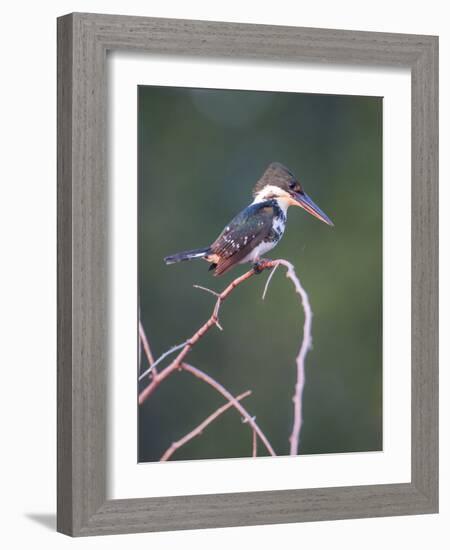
<box><xmin>138</xmin><ymin>86</ymin><xmax>382</xmax><ymax>462</ymax></box>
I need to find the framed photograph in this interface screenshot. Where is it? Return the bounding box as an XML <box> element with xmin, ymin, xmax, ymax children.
<box><xmin>57</xmin><ymin>13</ymin><xmax>438</xmax><ymax>536</ymax></box>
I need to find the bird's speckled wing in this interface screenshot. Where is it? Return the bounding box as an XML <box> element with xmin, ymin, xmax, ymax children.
<box><xmin>210</xmin><ymin>202</ymin><xmax>275</xmax><ymax>276</ymax></box>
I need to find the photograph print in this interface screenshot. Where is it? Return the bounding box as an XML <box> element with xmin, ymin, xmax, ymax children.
<box><xmin>138</xmin><ymin>85</ymin><xmax>382</xmax><ymax>463</ymax></box>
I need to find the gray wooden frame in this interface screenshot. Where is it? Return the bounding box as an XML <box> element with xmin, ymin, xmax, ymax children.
<box><xmin>57</xmin><ymin>12</ymin><xmax>438</xmax><ymax>536</ymax></box>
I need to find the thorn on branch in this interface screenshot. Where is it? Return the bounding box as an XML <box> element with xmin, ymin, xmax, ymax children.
<box><xmin>212</xmin><ymin>315</ymin><xmax>223</xmax><ymax>331</ymax></box>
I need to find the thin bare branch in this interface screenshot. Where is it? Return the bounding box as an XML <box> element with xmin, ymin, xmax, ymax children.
<box><xmin>160</xmin><ymin>390</ymin><xmax>251</xmax><ymax>461</ymax></box>
<box><xmin>182</xmin><ymin>363</ymin><xmax>276</xmax><ymax>456</ymax></box>
<box><xmin>138</xmin><ymin>341</ymin><xmax>186</xmax><ymax>382</ymax></box>
<box><xmin>139</xmin><ymin>319</ymin><xmax>155</xmax><ymax>375</ymax></box>
<box><xmin>193</xmin><ymin>284</ymin><xmax>220</xmax><ymax>298</ymax></box>
<box><xmin>193</xmin><ymin>285</ymin><xmax>224</xmax><ymax>330</ymax></box>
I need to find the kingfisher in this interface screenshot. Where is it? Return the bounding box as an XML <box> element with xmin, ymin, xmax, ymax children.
<box><xmin>164</xmin><ymin>162</ymin><xmax>333</xmax><ymax>276</ymax></box>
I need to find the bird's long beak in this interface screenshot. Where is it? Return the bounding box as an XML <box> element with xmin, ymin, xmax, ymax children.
<box><xmin>292</xmin><ymin>192</ymin><xmax>334</xmax><ymax>227</ymax></box>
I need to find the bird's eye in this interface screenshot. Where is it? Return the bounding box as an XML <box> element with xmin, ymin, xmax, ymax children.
<box><xmin>289</xmin><ymin>181</ymin><xmax>296</xmax><ymax>190</ymax></box>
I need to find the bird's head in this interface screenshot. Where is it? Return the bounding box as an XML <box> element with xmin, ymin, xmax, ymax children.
<box><xmin>252</xmin><ymin>162</ymin><xmax>334</xmax><ymax>226</ymax></box>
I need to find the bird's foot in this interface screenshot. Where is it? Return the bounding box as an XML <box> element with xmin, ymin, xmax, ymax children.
<box><xmin>253</xmin><ymin>259</ymin><xmax>272</xmax><ymax>274</ymax></box>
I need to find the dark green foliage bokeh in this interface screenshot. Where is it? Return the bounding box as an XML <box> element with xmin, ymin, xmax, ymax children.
<box><xmin>138</xmin><ymin>86</ymin><xmax>382</xmax><ymax>462</ymax></box>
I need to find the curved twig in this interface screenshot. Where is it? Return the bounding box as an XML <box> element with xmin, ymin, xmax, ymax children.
<box><xmin>263</xmin><ymin>259</ymin><xmax>313</xmax><ymax>455</ymax></box>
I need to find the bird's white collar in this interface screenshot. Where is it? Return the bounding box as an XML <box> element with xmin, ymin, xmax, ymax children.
<box><xmin>251</xmin><ymin>185</ymin><xmax>291</xmax><ymax>215</ymax></box>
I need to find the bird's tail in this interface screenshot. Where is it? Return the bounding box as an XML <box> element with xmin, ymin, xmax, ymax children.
<box><xmin>164</xmin><ymin>247</ymin><xmax>210</xmax><ymax>265</ymax></box>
